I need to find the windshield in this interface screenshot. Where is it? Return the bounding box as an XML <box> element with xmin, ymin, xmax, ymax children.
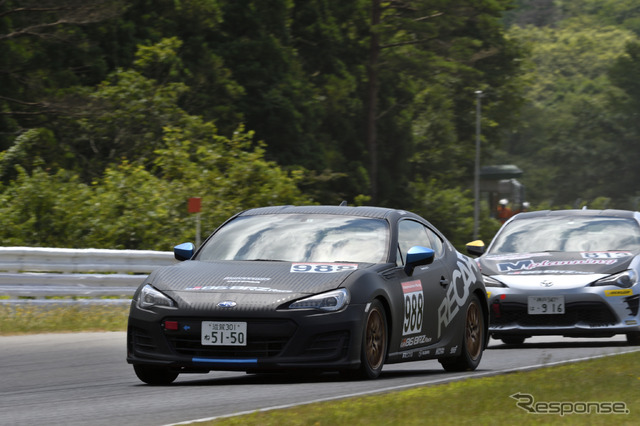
<box><xmin>489</xmin><ymin>215</ymin><xmax>640</xmax><ymax>254</ymax></box>
<box><xmin>196</xmin><ymin>214</ymin><xmax>389</xmax><ymax>263</ymax></box>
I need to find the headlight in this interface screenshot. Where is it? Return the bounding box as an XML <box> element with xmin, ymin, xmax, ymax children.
<box><xmin>289</xmin><ymin>288</ymin><xmax>350</xmax><ymax>311</ymax></box>
<box><xmin>592</xmin><ymin>270</ymin><xmax>637</xmax><ymax>289</ymax></box>
<box><xmin>138</xmin><ymin>284</ymin><xmax>176</xmax><ymax>309</ymax></box>
<box><xmin>483</xmin><ymin>275</ymin><xmax>506</xmax><ymax>287</ymax></box>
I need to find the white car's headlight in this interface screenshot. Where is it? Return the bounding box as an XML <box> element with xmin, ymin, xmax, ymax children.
<box><xmin>483</xmin><ymin>275</ymin><xmax>506</xmax><ymax>287</ymax></box>
<box><xmin>289</xmin><ymin>288</ymin><xmax>350</xmax><ymax>311</ymax></box>
<box><xmin>592</xmin><ymin>270</ymin><xmax>637</xmax><ymax>289</ymax></box>
<box><xmin>138</xmin><ymin>284</ymin><xmax>176</xmax><ymax>309</ymax></box>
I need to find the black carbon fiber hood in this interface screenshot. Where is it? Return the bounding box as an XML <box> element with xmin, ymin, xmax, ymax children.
<box><xmin>479</xmin><ymin>251</ymin><xmax>637</xmax><ymax>276</ymax></box>
<box><xmin>146</xmin><ymin>260</ymin><xmax>362</xmax><ymax>311</ymax></box>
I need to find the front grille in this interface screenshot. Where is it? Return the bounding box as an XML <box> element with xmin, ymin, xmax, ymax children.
<box><xmin>163</xmin><ymin>318</ymin><xmax>297</xmax><ymax>358</ymax></box>
<box><xmin>491</xmin><ymin>301</ymin><xmax>618</xmax><ymax>328</ymax></box>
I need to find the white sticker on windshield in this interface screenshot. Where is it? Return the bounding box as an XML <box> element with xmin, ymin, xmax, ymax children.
<box><xmin>290</xmin><ymin>263</ymin><xmax>358</xmax><ymax>273</ymax></box>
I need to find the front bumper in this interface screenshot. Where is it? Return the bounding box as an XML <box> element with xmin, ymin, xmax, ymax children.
<box><xmin>487</xmin><ymin>287</ymin><xmax>640</xmax><ymax>338</ymax></box>
<box><xmin>127</xmin><ymin>302</ymin><xmax>367</xmax><ymax>373</ymax></box>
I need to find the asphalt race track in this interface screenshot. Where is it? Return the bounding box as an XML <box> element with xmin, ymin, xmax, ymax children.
<box><xmin>0</xmin><ymin>332</ymin><xmax>637</xmax><ymax>425</ymax></box>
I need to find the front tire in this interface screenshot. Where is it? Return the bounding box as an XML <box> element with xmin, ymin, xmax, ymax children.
<box><xmin>347</xmin><ymin>299</ymin><xmax>388</xmax><ymax>380</ymax></box>
<box><xmin>133</xmin><ymin>365</ymin><xmax>179</xmax><ymax>385</ymax></box>
<box><xmin>439</xmin><ymin>294</ymin><xmax>485</xmax><ymax>372</ymax></box>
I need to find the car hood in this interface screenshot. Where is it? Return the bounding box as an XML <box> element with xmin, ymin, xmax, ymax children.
<box><xmin>479</xmin><ymin>251</ymin><xmax>636</xmax><ymax>277</ymax></box>
<box><xmin>145</xmin><ymin>260</ymin><xmax>365</xmax><ymax>309</ymax></box>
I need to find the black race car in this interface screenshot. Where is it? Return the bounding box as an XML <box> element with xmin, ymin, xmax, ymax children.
<box><xmin>127</xmin><ymin>205</ymin><xmax>488</xmax><ymax>384</ymax></box>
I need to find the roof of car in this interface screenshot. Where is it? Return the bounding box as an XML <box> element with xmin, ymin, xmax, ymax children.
<box><xmin>511</xmin><ymin>209</ymin><xmax>639</xmax><ymax>221</ymax></box>
<box><xmin>238</xmin><ymin>205</ymin><xmax>419</xmax><ymax>221</ymax></box>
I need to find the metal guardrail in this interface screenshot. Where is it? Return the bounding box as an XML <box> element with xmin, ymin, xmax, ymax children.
<box><xmin>0</xmin><ymin>247</ymin><xmax>176</xmax><ymax>304</ymax></box>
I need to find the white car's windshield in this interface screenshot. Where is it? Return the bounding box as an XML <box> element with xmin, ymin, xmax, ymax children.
<box><xmin>197</xmin><ymin>214</ymin><xmax>389</xmax><ymax>263</ymax></box>
<box><xmin>489</xmin><ymin>216</ymin><xmax>640</xmax><ymax>254</ymax></box>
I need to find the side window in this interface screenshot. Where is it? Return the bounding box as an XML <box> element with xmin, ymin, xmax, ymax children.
<box><xmin>397</xmin><ymin>220</ymin><xmax>432</xmax><ymax>266</ymax></box>
<box><xmin>425</xmin><ymin>228</ymin><xmax>444</xmax><ymax>258</ymax></box>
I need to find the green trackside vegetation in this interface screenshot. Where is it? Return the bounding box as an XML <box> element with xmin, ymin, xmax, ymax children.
<box><xmin>197</xmin><ymin>351</ymin><xmax>640</xmax><ymax>426</ymax></box>
<box><xmin>9</xmin><ymin>1</ymin><xmax>640</xmax><ymax>255</ymax></box>
<box><xmin>1</xmin><ymin>304</ymin><xmax>638</xmax><ymax>425</ymax></box>
<box><xmin>0</xmin><ymin>302</ymin><xmax>130</xmax><ymax>335</ymax></box>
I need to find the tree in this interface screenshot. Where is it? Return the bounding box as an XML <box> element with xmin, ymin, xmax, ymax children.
<box><xmin>364</xmin><ymin>0</ymin><xmax>524</xmax><ymax>205</ymax></box>
<box><xmin>502</xmin><ymin>0</ymin><xmax>563</xmax><ymax>28</ymax></box>
<box><xmin>608</xmin><ymin>41</ymin><xmax>640</xmax><ymax>204</ymax></box>
<box><xmin>0</xmin><ymin>1</ymin><xmax>529</xmax><ymax>248</ymax></box>
<box><xmin>0</xmin><ymin>38</ymin><xmax>192</xmax><ymax>183</ymax></box>
<box><xmin>290</xmin><ymin>0</ymin><xmax>371</xmax><ymax>203</ymax></box>
<box><xmin>94</xmin><ymin>0</ymin><xmax>245</xmax><ymax>135</ymax></box>
<box><xmin>557</xmin><ymin>0</ymin><xmax>640</xmax><ymax>36</ymax></box>
<box><xmin>0</xmin><ymin>0</ymin><xmax>124</xmax><ymax>149</ymax></box>
<box><xmin>0</xmin><ymin>38</ymin><xmax>312</xmax><ymax>249</ymax></box>
<box><xmin>501</xmin><ymin>20</ymin><xmax>637</xmax><ymax>207</ymax></box>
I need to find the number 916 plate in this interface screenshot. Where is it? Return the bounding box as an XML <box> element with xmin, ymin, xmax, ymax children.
<box><xmin>201</xmin><ymin>321</ymin><xmax>247</xmax><ymax>346</ymax></box>
<box><xmin>527</xmin><ymin>296</ymin><xmax>564</xmax><ymax>315</ymax></box>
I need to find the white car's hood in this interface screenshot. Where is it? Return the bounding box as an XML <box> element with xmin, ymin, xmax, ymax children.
<box><xmin>492</xmin><ymin>273</ymin><xmax>608</xmax><ymax>291</ymax></box>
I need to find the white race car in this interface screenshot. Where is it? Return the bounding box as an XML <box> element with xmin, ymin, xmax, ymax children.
<box><xmin>469</xmin><ymin>209</ymin><xmax>640</xmax><ymax>345</ymax></box>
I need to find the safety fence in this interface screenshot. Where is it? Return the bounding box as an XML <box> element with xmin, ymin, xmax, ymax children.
<box><xmin>0</xmin><ymin>247</ymin><xmax>176</xmax><ymax>304</ymax></box>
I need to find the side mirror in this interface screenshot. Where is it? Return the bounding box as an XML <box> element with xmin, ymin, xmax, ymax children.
<box><xmin>174</xmin><ymin>242</ymin><xmax>195</xmax><ymax>261</ymax></box>
<box><xmin>466</xmin><ymin>240</ymin><xmax>485</xmax><ymax>257</ymax></box>
<box><xmin>404</xmin><ymin>246</ymin><xmax>435</xmax><ymax>276</ymax></box>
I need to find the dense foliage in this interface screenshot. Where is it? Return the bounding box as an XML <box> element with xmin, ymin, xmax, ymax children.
<box><xmin>499</xmin><ymin>0</ymin><xmax>640</xmax><ymax>210</ymax></box>
<box><xmin>3</xmin><ymin>1</ymin><xmax>640</xmax><ymax>250</ymax></box>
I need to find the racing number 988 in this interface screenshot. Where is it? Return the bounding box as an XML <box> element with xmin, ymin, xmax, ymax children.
<box><xmin>404</xmin><ymin>293</ymin><xmax>423</xmax><ymax>334</ymax></box>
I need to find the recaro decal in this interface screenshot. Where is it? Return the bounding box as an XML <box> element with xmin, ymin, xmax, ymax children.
<box><xmin>437</xmin><ymin>253</ymin><xmax>477</xmax><ymax>338</ymax></box>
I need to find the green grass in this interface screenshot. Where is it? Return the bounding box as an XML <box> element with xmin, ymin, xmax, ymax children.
<box><xmin>202</xmin><ymin>352</ymin><xmax>640</xmax><ymax>425</ymax></box>
<box><xmin>1</xmin><ymin>304</ymin><xmax>638</xmax><ymax>425</ymax></box>
<box><xmin>0</xmin><ymin>303</ymin><xmax>130</xmax><ymax>334</ymax></box>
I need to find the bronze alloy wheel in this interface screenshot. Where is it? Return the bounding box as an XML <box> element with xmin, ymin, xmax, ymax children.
<box><xmin>439</xmin><ymin>294</ymin><xmax>485</xmax><ymax>372</ymax></box>
<box><xmin>465</xmin><ymin>298</ymin><xmax>483</xmax><ymax>361</ymax></box>
<box><xmin>364</xmin><ymin>303</ymin><xmax>387</xmax><ymax>371</ymax></box>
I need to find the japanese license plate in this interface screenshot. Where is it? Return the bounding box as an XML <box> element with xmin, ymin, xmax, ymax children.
<box><xmin>528</xmin><ymin>296</ymin><xmax>565</xmax><ymax>315</ymax></box>
<box><xmin>201</xmin><ymin>321</ymin><xmax>247</xmax><ymax>346</ymax></box>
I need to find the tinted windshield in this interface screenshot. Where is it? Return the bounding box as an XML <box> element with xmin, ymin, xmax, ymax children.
<box><xmin>197</xmin><ymin>214</ymin><xmax>389</xmax><ymax>263</ymax></box>
<box><xmin>489</xmin><ymin>216</ymin><xmax>640</xmax><ymax>254</ymax></box>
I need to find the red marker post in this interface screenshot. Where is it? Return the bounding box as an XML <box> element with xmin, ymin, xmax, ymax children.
<box><xmin>188</xmin><ymin>197</ymin><xmax>202</xmax><ymax>247</ymax></box>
